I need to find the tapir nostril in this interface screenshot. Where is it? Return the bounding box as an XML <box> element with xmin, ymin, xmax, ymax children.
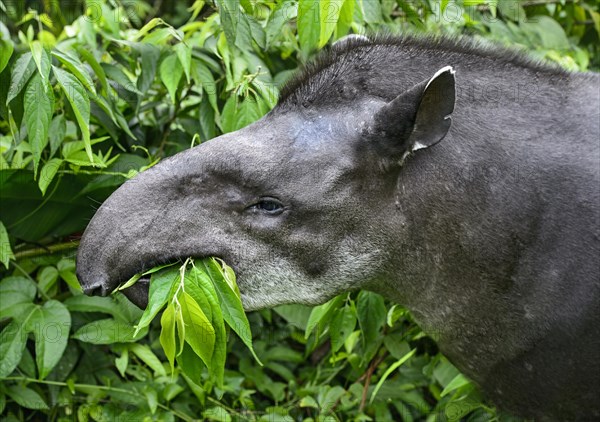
<box><xmin>82</xmin><ymin>281</ymin><xmax>111</xmax><ymax>297</ymax></box>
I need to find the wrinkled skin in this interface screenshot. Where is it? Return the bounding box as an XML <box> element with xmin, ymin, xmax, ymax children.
<box><xmin>77</xmin><ymin>36</ymin><xmax>600</xmax><ymax>421</ymax></box>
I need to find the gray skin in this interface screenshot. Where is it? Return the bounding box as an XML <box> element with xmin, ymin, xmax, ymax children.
<box><xmin>77</xmin><ymin>36</ymin><xmax>600</xmax><ymax>420</ymax></box>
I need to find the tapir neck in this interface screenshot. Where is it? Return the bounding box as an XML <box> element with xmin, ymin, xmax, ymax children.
<box><xmin>367</xmin><ymin>69</ymin><xmax>600</xmax><ymax>383</ymax></box>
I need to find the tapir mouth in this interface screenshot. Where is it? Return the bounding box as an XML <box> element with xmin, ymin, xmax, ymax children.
<box><xmin>81</xmin><ymin>255</ymin><xmax>233</xmax><ymax>309</ymax></box>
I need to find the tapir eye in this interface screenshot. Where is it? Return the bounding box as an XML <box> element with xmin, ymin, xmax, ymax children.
<box><xmin>247</xmin><ymin>197</ymin><xmax>285</xmax><ymax>215</ymax></box>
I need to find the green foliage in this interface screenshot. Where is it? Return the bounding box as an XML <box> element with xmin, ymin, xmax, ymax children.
<box><xmin>0</xmin><ymin>0</ymin><xmax>597</xmax><ymax>420</ymax></box>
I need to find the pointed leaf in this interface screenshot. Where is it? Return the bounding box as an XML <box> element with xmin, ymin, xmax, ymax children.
<box><xmin>135</xmin><ymin>267</ymin><xmax>180</xmax><ymax>334</ymax></box>
<box><xmin>38</xmin><ymin>158</ymin><xmax>63</xmax><ymax>195</ymax></box>
<box><xmin>179</xmin><ymin>291</ymin><xmax>215</xmax><ymax>369</ymax></box>
<box><xmin>0</xmin><ymin>276</ymin><xmax>36</xmax><ymax>319</ymax></box>
<box><xmin>370</xmin><ymin>348</ymin><xmax>417</xmax><ymax>404</ymax></box>
<box><xmin>196</xmin><ymin>259</ymin><xmax>260</xmax><ymax>364</ymax></box>
<box><xmin>30</xmin><ymin>41</ymin><xmax>51</xmax><ymax>83</ymax></box>
<box><xmin>115</xmin><ymin>349</ymin><xmax>128</xmax><ymax>377</ymax></box>
<box><xmin>134</xmin><ymin>43</ymin><xmax>160</xmax><ymax>93</ymax></box>
<box><xmin>216</xmin><ymin>0</ymin><xmax>239</xmax><ymax>47</ymax></box>
<box><xmin>0</xmin><ymin>221</ymin><xmax>15</xmax><ymax>269</ymax></box>
<box><xmin>64</xmin><ymin>295</ymin><xmax>129</xmax><ymax>322</ymax></box>
<box><xmin>330</xmin><ymin>305</ymin><xmax>356</xmax><ymax>352</ymax></box>
<box><xmin>441</xmin><ymin>373</ymin><xmax>472</xmax><ymax>397</ymax></box>
<box><xmin>319</xmin><ymin>0</ymin><xmax>344</xmax><ymax>47</ymax></box>
<box><xmin>160</xmin><ymin>303</ymin><xmax>177</xmax><ymax>373</ymax></box>
<box><xmin>0</xmin><ymin>37</ymin><xmax>14</xmax><ymax>73</ymax></box>
<box><xmin>129</xmin><ymin>343</ymin><xmax>167</xmax><ymax>377</ymax></box>
<box><xmin>7</xmin><ymin>52</ymin><xmax>36</xmax><ymax>104</ymax></box>
<box><xmin>5</xmin><ymin>385</ymin><xmax>48</xmax><ymax>410</ymax></box>
<box><xmin>29</xmin><ymin>300</ymin><xmax>71</xmax><ymax>379</ymax></box>
<box><xmin>305</xmin><ymin>295</ymin><xmax>344</xmax><ymax>339</ymax></box>
<box><xmin>357</xmin><ymin>291</ymin><xmax>386</xmax><ymax>348</ymax></box>
<box><xmin>0</xmin><ymin>320</ymin><xmax>28</xmax><ymax>377</ymax></box>
<box><xmin>298</xmin><ymin>0</ymin><xmax>321</xmax><ymax>54</ymax></box>
<box><xmin>53</xmin><ymin>66</ymin><xmax>91</xmax><ymax>162</ymax></box>
<box><xmin>73</xmin><ymin>318</ymin><xmax>147</xmax><ymax>344</ymax></box>
<box><xmin>159</xmin><ymin>54</ymin><xmax>183</xmax><ymax>103</ymax></box>
<box><xmin>25</xmin><ymin>74</ymin><xmax>54</xmax><ymax>174</ymax></box>
<box><xmin>175</xmin><ymin>43</ymin><xmax>192</xmax><ymax>83</ymax></box>
<box><xmin>52</xmin><ymin>49</ymin><xmax>96</xmax><ymax>94</ymax></box>
<box><xmin>48</xmin><ymin>114</ymin><xmax>66</xmax><ymax>157</ymax></box>
<box><xmin>76</xmin><ymin>45</ymin><xmax>108</xmax><ymax>93</ymax></box>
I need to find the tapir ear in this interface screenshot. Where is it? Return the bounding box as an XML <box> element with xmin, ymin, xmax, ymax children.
<box><xmin>370</xmin><ymin>66</ymin><xmax>456</xmax><ymax>163</ymax></box>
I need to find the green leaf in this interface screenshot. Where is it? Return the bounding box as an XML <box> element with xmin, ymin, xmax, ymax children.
<box><xmin>29</xmin><ymin>300</ymin><xmax>71</xmax><ymax>379</ymax></box>
<box><xmin>159</xmin><ymin>54</ymin><xmax>183</xmax><ymax>103</ymax></box>
<box><xmin>177</xmin><ymin>344</ymin><xmax>206</xmax><ymax>386</ymax></box>
<box><xmin>441</xmin><ymin>373</ymin><xmax>472</xmax><ymax>397</ymax></box>
<box><xmin>160</xmin><ymin>303</ymin><xmax>177</xmax><ymax>373</ymax></box>
<box><xmin>305</xmin><ymin>295</ymin><xmax>344</xmax><ymax>339</ymax></box>
<box><xmin>38</xmin><ymin>158</ymin><xmax>63</xmax><ymax>195</ymax></box>
<box><xmin>30</xmin><ymin>41</ymin><xmax>51</xmax><ymax>83</ymax></box>
<box><xmin>298</xmin><ymin>0</ymin><xmax>321</xmax><ymax>54</ymax></box>
<box><xmin>0</xmin><ymin>220</ymin><xmax>15</xmax><ymax>269</ymax></box>
<box><xmin>135</xmin><ymin>267</ymin><xmax>180</xmax><ymax>334</ymax></box>
<box><xmin>196</xmin><ymin>259</ymin><xmax>261</xmax><ymax>365</ymax></box>
<box><xmin>0</xmin><ymin>320</ymin><xmax>28</xmax><ymax>377</ymax></box>
<box><xmin>64</xmin><ymin>295</ymin><xmax>129</xmax><ymax>322</ymax></box>
<box><xmin>73</xmin><ymin>318</ymin><xmax>147</xmax><ymax>344</ymax></box>
<box><xmin>51</xmin><ymin>49</ymin><xmax>96</xmax><ymax>94</ymax></box>
<box><xmin>48</xmin><ymin>114</ymin><xmax>66</xmax><ymax>157</ymax></box>
<box><xmin>192</xmin><ymin>60</ymin><xmax>217</xmax><ymax>112</ymax></box>
<box><xmin>184</xmin><ymin>264</ymin><xmax>227</xmax><ymax>385</ymax></box>
<box><xmin>115</xmin><ymin>349</ymin><xmax>128</xmax><ymax>377</ymax></box>
<box><xmin>370</xmin><ymin>348</ymin><xmax>417</xmax><ymax>404</ymax></box>
<box><xmin>175</xmin><ymin>43</ymin><xmax>192</xmax><ymax>83</ymax></box>
<box><xmin>129</xmin><ymin>343</ymin><xmax>167</xmax><ymax>377</ymax></box>
<box><xmin>221</xmin><ymin>95</ymin><xmax>262</xmax><ymax>133</ymax></box>
<box><xmin>0</xmin><ymin>37</ymin><xmax>14</xmax><ymax>74</ymax></box>
<box><xmin>179</xmin><ymin>291</ymin><xmax>215</xmax><ymax>369</ymax></box>
<box><xmin>356</xmin><ymin>291</ymin><xmax>386</xmax><ymax>348</ymax></box>
<box><xmin>52</xmin><ymin>66</ymin><xmax>92</xmax><ymax>163</ymax></box>
<box><xmin>5</xmin><ymin>385</ymin><xmax>48</xmax><ymax>410</ymax></box>
<box><xmin>133</xmin><ymin>43</ymin><xmax>160</xmax><ymax>93</ymax></box>
<box><xmin>143</xmin><ymin>385</ymin><xmax>158</xmax><ymax>414</ymax></box>
<box><xmin>216</xmin><ymin>0</ymin><xmax>239</xmax><ymax>47</ymax></box>
<box><xmin>101</xmin><ymin>63</ymin><xmax>143</xmax><ymax>95</ymax></box>
<box><xmin>319</xmin><ymin>386</ymin><xmax>346</xmax><ymax>413</ymax></box>
<box><xmin>7</xmin><ymin>52</ymin><xmax>36</xmax><ymax>104</ymax></box>
<box><xmin>0</xmin><ymin>276</ymin><xmax>36</xmax><ymax>319</ymax></box>
<box><xmin>335</xmin><ymin>0</ymin><xmax>355</xmax><ymax>38</ymax></box>
<box><xmin>525</xmin><ymin>16</ymin><xmax>570</xmax><ymax>50</ymax></box>
<box><xmin>37</xmin><ymin>265</ymin><xmax>59</xmax><ymax>293</ymax></box>
<box><xmin>64</xmin><ymin>150</ymin><xmax>106</xmax><ymax>168</ymax></box>
<box><xmin>319</xmin><ymin>0</ymin><xmax>345</xmax><ymax>47</ymax></box>
<box><xmin>330</xmin><ymin>305</ymin><xmax>356</xmax><ymax>352</ymax></box>
<box><xmin>76</xmin><ymin>45</ymin><xmax>108</xmax><ymax>93</ymax></box>
<box><xmin>204</xmin><ymin>406</ymin><xmax>232</xmax><ymax>422</ymax></box>
<box><xmin>358</xmin><ymin>0</ymin><xmax>382</xmax><ymax>23</ymax></box>
<box><xmin>25</xmin><ymin>74</ymin><xmax>54</xmax><ymax>175</ymax></box>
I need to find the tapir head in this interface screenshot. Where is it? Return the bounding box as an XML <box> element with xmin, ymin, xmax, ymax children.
<box><xmin>77</xmin><ymin>56</ymin><xmax>455</xmax><ymax>310</ymax></box>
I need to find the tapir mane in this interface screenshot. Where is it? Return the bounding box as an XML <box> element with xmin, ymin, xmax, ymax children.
<box><xmin>275</xmin><ymin>34</ymin><xmax>569</xmax><ymax>111</ymax></box>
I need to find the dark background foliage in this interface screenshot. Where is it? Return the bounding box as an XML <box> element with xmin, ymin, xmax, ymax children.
<box><xmin>0</xmin><ymin>0</ymin><xmax>598</xmax><ymax>420</ymax></box>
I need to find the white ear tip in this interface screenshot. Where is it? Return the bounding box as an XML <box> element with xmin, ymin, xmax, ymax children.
<box><xmin>434</xmin><ymin>66</ymin><xmax>455</xmax><ymax>77</ymax></box>
<box><xmin>425</xmin><ymin>66</ymin><xmax>455</xmax><ymax>90</ymax></box>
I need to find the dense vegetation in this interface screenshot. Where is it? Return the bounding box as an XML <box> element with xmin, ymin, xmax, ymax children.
<box><xmin>0</xmin><ymin>0</ymin><xmax>598</xmax><ymax>420</ymax></box>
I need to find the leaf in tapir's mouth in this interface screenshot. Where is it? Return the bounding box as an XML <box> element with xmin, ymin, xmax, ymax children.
<box><xmin>114</xmin><ymin>257</ymin><xmax>261</xmax><ymax>388</ymax></box>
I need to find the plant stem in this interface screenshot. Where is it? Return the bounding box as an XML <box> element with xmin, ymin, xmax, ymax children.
<box><xmin>13</xmin><ymin>241</ymin><xmax>80</xmax><ymax>260</ymax></box>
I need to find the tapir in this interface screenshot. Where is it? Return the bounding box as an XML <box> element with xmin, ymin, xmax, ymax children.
<box><xmin>77</xmin><ymin>35</ymin><xmax>600</xmax><ymax>420</ymax></box>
